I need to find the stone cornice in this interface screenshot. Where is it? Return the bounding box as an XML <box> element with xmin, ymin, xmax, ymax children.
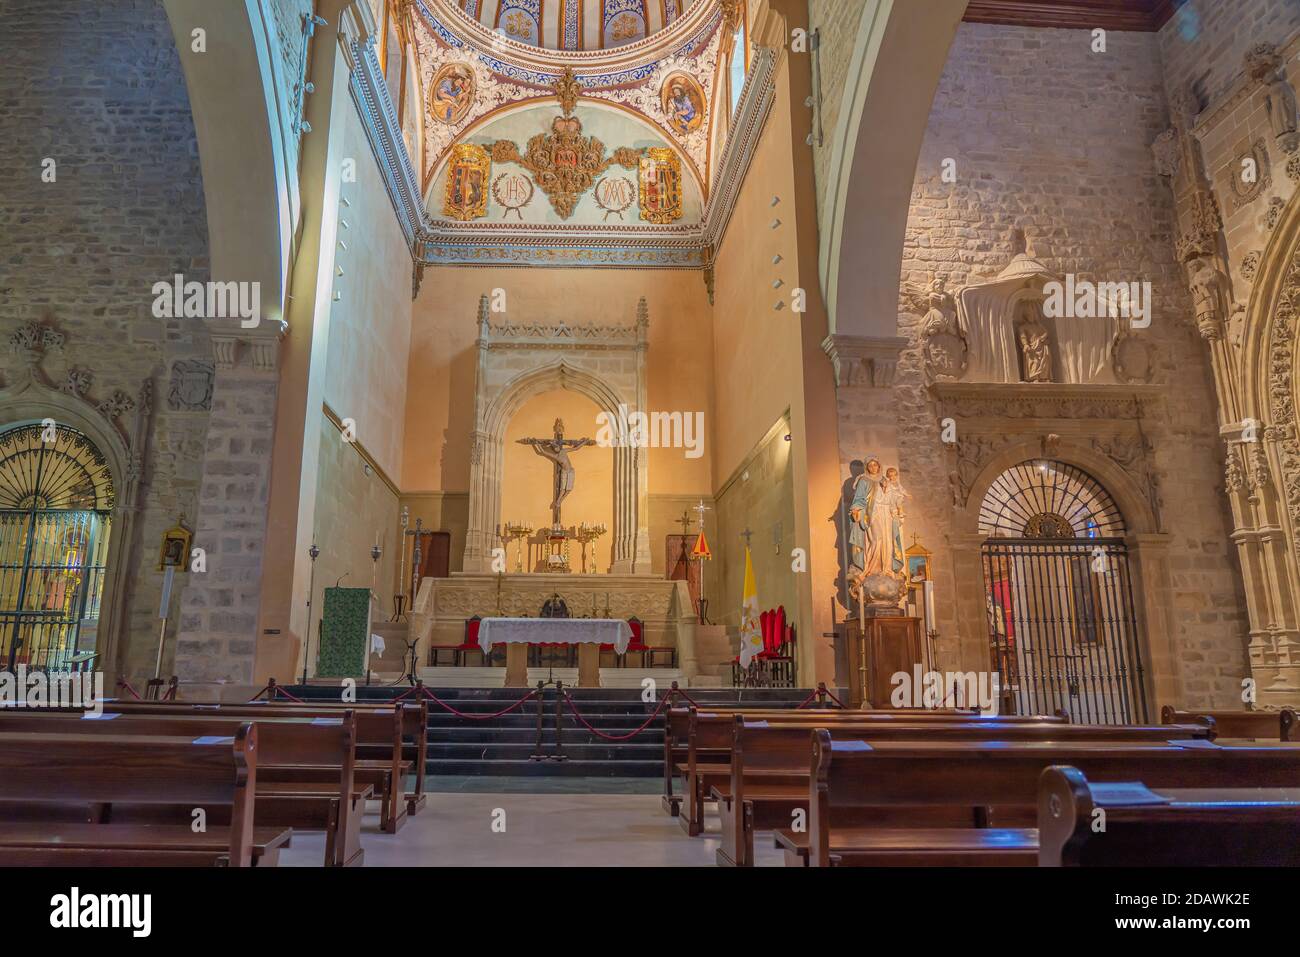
<box><xmin>931</xmin><ymin>381</ymin><xmax>1165</xmax><ymax>422</ymax></box>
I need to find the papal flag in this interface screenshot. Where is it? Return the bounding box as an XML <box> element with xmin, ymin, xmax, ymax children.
<box><xmin>739</xmin><ymin>546</ymin><xmax>763</xmax><ymax>668</ymax></box>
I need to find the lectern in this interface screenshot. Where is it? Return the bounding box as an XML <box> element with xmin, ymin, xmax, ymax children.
<box><xmin>845</xmin><ymin>613</ymin><xmax>923</xmax><ymax>708</ymax></box>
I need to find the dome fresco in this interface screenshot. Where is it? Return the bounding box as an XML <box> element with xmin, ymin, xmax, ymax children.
<box><xmin>452</xmin><ymin>0</ymin><xmax>698</xmax><ymax>51</ymax></box>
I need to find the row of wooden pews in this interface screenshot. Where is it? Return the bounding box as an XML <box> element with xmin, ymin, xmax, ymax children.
<box><xmin>664</xmin><ymin>703</ymin><xmax>1300</xmax><ymax>867</ymax></box>
<box><xmin>0</xmin><ymin>695</ymin><xmax>430</xmax><ymax>867</ymax></box>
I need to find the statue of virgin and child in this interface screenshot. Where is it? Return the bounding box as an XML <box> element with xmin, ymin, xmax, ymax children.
<box><xmin>847</xmin><ymin>457</ymin><xmax>908</xmax><ymax>607</ymax></box>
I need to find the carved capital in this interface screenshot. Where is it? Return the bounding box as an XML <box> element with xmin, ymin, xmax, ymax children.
<box><xmin>209</xmin><ymin>318</ymin><xmax>287</xmax><ymax>373</ymax></box>
<box><xmin>821</xmin><ymin>334</ymin><xmax>908</xmax><ymax>389</ymax></box>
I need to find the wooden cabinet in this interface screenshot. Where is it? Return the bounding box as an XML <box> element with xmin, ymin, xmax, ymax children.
<box><xmin>845</xmin><ymin>614</ymin><xmax>923</xmax><ymax>708</ymax></box>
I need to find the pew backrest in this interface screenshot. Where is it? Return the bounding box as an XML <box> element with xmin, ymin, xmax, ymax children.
<box><xmin>1160</xmin><ymin>705</ymin><xmax>1297</xmax><ymax>741</ymax></box>
<box><xmin>0</xmin><ymin>726</ymin><xmax>258</xmax><ymax>866</ymax></box>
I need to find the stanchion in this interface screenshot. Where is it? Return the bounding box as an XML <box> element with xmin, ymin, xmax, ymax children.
<box><xmin>529</xmin><ymin>680</ymin><xmax>547</xmax><ymax>760</ymax></box>
<box><xmin>552</xmin><ymin>680</ymin><xmax>567</xmax><ymax>762</ymax></box>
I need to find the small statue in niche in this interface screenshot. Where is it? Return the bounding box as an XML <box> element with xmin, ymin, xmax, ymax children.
<box><xmin>1188</xmin><ymin>257</ymin><xmax>1226</xmax><ymax>339</ymax></box>
<box><xmin>1015</xmin><ymin>299</ymin><xmax>1053</xmax><ymax>383</ymax></box>
<box><xmin>1248</xmin><ymin>44</ymin><xmax>1298</xmax><ymax>151</ymax></box>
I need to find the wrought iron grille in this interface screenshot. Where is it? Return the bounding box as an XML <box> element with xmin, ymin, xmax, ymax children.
<box><xmin>0</xmin><ymin>424</ymin><xmax>114</xmax><ymax>672</ymax></box>
<box><xmin>979</xmin><ymin>461</ymin><xmax>1147</xmax><ymax>724</ymax></box>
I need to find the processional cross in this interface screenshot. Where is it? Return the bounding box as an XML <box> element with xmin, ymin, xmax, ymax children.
<box><xmin>517</xmin><ymin>418</ymin><xmax>596</xmax><ymax>528</ymax></box>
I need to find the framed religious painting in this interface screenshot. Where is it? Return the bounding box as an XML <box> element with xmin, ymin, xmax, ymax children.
<box><xmin>443</xmin><ymin>143</ymin><xmax>490</xmax><ymax>221</ymax></box>
<box><xmin>905</xmin><ymin>538</ymin><xmax>932</xmax><ymax>583</ymax></box>
<box><xmin>660</xmin><ymin>72</ymin><xmax>705</xmax><ymax>136</ymax></box>
<box><xmin>429</xmin><ymin>63</ymin><xmax>475</xmax><ymax>126</ymax></box>
<box><xmin>638</xmin><ymin>147</ymin><xmax>682</xmax><ymax>225</ymax></box>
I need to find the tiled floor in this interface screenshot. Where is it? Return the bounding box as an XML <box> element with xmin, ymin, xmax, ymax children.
<box><xmin>279</xmin><ymin>778</ymin><xmax>785</xmax><ymax>867</ymax></box>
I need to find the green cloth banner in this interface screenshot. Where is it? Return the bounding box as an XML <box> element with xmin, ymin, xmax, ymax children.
<box><xmin>317</xmin><ymin>586</ymin><xmax>371</xmax><ymax>678</ymax></box>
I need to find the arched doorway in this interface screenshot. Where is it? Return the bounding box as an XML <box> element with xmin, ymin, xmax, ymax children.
<box><xmin>978</xmin><ymin>460</ymin><xmax>1147</xmax><ymax>724</ymax></box>
<box><xmin>0</xmin><ymin>424</ymin><xmax>115</xmax><ymax>671</ymax></box>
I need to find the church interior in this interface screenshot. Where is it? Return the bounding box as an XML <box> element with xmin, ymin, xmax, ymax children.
<box><xmin>4</xmin><ymin>0</ymin><xmax>1300</xmax><ymax>887</ymax></box>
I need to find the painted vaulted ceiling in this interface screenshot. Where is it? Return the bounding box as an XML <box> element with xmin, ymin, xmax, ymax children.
<box><xmin>414</xmin><ymin>0</ymin><xmax>733</xmax><ymax>232</ymax></box>
<box><xmin>453</xmin><ymin>0</ymin><xmax>700</xmax><ymax>50</ymax></box>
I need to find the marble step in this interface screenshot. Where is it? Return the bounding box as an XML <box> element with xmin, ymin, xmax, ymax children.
<box><xmin>432</xmin><ymin>727</ymin><xmax>665</xmax><ymax>745</ymax></box>
<box><xmin>422</xmin><ymin>758</ymin><xmax>662</xmax><ymax>778</ymax></box>
<box><xmin>426</xmin><ymin>742</ymin><xmax>662</xmax><ymax>762</ymax></box>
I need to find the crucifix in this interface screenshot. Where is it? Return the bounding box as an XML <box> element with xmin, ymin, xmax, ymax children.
<box><xmin>740</xmin><ymin>527</ymin><xmax>754</xmax><ymax>548</ymax></box>
<box><xmin>517</xmin><ymin>418</ymin><xmax>596</xmax><ymax>528</ymax></box>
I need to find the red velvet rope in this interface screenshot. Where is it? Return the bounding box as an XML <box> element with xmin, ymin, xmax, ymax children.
<box><xmin>116</xmin><ymin>679</ymin><xmax>142</xmax><ymax>701</ymax></box>
<box><xmin>419</xmin><ymin>686</ymin><xmax>540</xmax><ymax>720</ymax></box>
<box><xmin>562</xmin><ymin>691</ymin><xmax>671</xmax><ymax>741</ymax></box>
<box><xmin>794</xmin><ymin>688</ymin><xmax>820</xmax><ymax>709</ymax></box>
<box><xmin>821</xmin><ymin>687</ymin><xmax>846</xmax><ymax>708</ymax></box>
<box><xmin>669</xmin><ymin>687</ymin><xmax>701</xmax><ymax>708</ymax></box>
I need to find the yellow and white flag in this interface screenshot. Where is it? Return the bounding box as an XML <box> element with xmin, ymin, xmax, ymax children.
<box><xmin>739</xmin><ymin>546</ymin><xmax>763</xmax><ymax>668</ymax></box>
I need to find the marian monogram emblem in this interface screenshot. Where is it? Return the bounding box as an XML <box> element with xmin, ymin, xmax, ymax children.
<box><xmin>490</xmin><ymin>115</ymin><xmax>642</xmax><ymax>220</ymax></box>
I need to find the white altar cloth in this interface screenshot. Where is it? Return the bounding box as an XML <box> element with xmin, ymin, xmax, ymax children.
<box><xmin>477</xmin><ymin>618</ymin><xmax>633</xmax><ymax>655</ymax></box>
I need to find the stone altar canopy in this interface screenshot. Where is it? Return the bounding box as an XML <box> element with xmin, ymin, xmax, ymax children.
<box><xmin>462</xmin><ymin>294</ymin><xmax>653</xmax><ymax>575</ymax></box>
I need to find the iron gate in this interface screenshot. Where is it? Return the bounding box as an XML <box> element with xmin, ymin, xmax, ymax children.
<box><xmin>0</xmin><ymin>424</ymin><xmax>114</xmax><ymax>672</ymax></box>
<box><xmin>982</xmin><ymin>538</ymin><xmax>1147</xmax><ymax>724</ymax></box>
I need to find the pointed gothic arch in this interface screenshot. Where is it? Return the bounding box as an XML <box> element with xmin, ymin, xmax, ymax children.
<box><xmin>462</xmin><ymin>300</ymin><xmax>652</xmax><ymax>575</ymax></box>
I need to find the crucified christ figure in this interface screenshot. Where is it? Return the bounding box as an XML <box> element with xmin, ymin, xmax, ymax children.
<box><xmin>517</xmin><ymin>418</ymin><xmax>596</xmax><ymax>528</ymax></box>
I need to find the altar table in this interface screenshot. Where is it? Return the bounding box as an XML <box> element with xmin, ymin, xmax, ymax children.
<box><xmin>477</xmin><ymin>618</ymin><xmax>633</xmax><ymax>687</ymax></box>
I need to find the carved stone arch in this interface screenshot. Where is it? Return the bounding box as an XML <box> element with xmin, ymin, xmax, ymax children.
<box><xmin>948</xmin><ymin>437</ymin><xmax>1176</xmax><ymax>713</ymax></box>
<box><xmin>955</xmin><ymin>438</ymin><xmax>1160</xmax><ymax>538</ymax></box>
<box><xmin>0</xmin><ymin>337</ymin><xmax>152</xmax><ymax>678</ymax></box>
<box><xmin>463</xmin><ymin>304</ymin><xmax>651</xmax><ymax>575</ymax></box>
<box><xmin>1240</xmin><ymin>186</ymin><xmax>1300</xmax><ymax>427</ymax></box>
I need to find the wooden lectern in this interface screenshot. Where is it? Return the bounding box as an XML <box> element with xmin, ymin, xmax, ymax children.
<box><xmin>846</xmin><ymin>613</ymin><xmax>923</xmax><ymax>708</ymax></box>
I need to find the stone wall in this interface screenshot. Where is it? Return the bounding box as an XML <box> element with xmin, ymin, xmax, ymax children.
<box><xmin>0</xmin><ymin>0</ymin><xmax>212</xmax><ymax>678</ymax></box>
<box><xmin>1159</xmin><ymin>0</ymin><xmax>1300</xmax><ymax>108</ymax></box>
<box><xmin>886</xmin><ymin>22</ymin><xmax>1251</xmax><ymax>709</ymax></box>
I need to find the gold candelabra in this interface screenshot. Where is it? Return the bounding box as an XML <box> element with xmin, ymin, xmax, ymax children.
<box><xmin>502</xmin><ymin>522</ymin><xmax>534</xmax><ymax>573</ymax></box>
<box><xmin>573</xmin><ymin>522</ymin><xmax>608</xmax><ymax>575</ymax></box>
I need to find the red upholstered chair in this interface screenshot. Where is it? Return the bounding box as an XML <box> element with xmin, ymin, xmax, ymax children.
<box><xmin>429</xmin><ymin>616</ymin><xmax>485</xmax><ymax>667</ymax></box>
<box><xmin>766</xmin><ymin>606</ymin><xmax>796</xmax><ymax>687</ymax></box>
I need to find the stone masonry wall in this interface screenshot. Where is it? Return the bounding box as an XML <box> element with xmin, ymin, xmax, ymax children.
<box><xmin>880</xmin><ymin>22</ymin><xmax>1251</xmax><ymax>708</ymax></box>
<box><xmin>0</xmin><ymin>0</ymin><xmax>212</xmax><ymax>678</ymax></box>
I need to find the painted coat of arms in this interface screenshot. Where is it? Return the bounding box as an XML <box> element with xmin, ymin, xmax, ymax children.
<box><xmin>490</xmin><ymin>114</ymin><xmax>642</xmax><ymax>220</ymax></box>
<box><xmin>638</xmin><ymin>147</ymin><xmax>683</xmax><ymax>224</ymax></box>
<box><xmin>443</xmin><ymin>143</ymin><xmax>491</xmax><ymax>221</ymax></box>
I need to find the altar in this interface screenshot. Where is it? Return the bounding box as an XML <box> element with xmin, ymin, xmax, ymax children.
<box><xmin>409</xmin><ymin>572</ymin><xmax>702</xmax><ymax>683</ymax></box>
<box><xmin>478</xmin><ymin>618</ymin><xmax>633</xmax><ymax>687</ymax></box>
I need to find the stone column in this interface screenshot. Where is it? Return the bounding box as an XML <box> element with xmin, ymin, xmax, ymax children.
<box><xmin>174</xmin><ymin>319</ymin><xmax>286</xmax><ymax>692</ymax></box>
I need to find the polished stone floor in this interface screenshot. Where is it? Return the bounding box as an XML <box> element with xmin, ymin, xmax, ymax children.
<box><xmin>279</xmin><ymin>778</ymin><xmax>784</xmax><ymax>867</ymax></box>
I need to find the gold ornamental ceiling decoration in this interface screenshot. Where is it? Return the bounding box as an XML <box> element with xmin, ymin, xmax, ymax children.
<box><xmin>489</xmin><ymin>118</ymin><xmax>644</xmax><ymax>220</ymax></box>
<box><xmin>487</xmin><ymin>72</ymin><xmax>646</xmax><ymax>220</ymax></box>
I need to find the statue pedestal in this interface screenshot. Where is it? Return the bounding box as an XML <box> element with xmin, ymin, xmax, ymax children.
<box><xmin>839</xmin><ymin>613</ymin><xmax>923</xmax><ymax>708</ymax></box>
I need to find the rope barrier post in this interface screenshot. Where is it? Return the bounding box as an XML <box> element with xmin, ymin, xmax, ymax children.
<box><xmin>816</xmin><ymin>682</ymin><xmax>828</xmax><ymax>709</ymax></box>
<box><xmin>530</xmin><ymin>680</ymin><xmax>547</xmax><ymax>761</ymax></box>
<box><xmin>553</xmin><ymin>680</ymin><xmax>567</xmax><ymax>762</ymax></box>
<box><xmin>669</xmin><ymin>680</ymin><xmax>681</xmax><ymax>708</ymax></box>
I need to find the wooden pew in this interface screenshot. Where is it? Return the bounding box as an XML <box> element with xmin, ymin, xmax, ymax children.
<box><xmin>85</xmin><ymin>700</ymin><xmax>418</xmax><ymax>834</ymax></box>
<box><xmin>0</xmin><ymin>725</ymin><xmax>290</xmax><ymax>866</ymax></box>
<box><xmin>678</xmin><ymin>708</ymin><xmax>1069</xmax><ymax>837</ymax></box>
<box><xmin>660</xmin><ymin>705</ymin><xmax>982</xmax><ymax>817</ymax></box>
<box><xmin>0</xmin><ymin>710</ymin><xmax>365</xmax><ymax>866</ymax></box>
<box><xmin>1161</xmin><ymin>705</ymin><xmax>1297</xmax><ymax>741</ymax></box>
<box><xmin>796</xmin><ymin>734</ymin><xmax>1300</xmax><ymax>866</ymax></box>
<box><xmin>1037</xmin><ymin>764</ymin><xmax>1300</xmax><ymax>866</ymax></box>
<box><xmin>718</xmin><ymin>716</ymin><xmax>1215</xmax><ymax>866</ymax></box>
